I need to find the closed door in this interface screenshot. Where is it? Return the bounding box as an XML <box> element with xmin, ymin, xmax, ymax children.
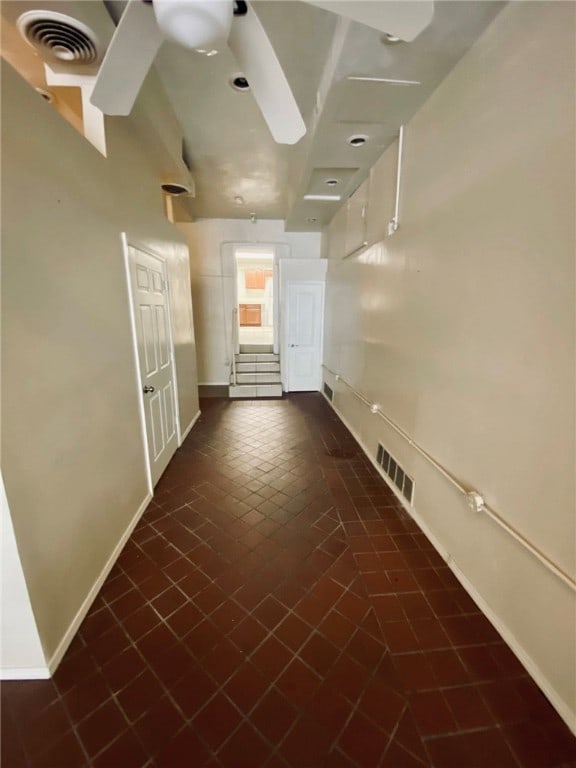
<box><xmin>285</xmin><ymin>281</ymin><xmax>324</xmax><ymax>391</ymax></box>
<box><xmin>129</xmin><ymin>245</ymin><xmax>179</xmax><ymax>486</ymax></box>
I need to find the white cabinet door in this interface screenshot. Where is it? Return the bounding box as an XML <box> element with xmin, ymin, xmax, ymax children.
<box><xmin>345</xmin><ymin>177</ymin><xmax>370</xmax><ymax>256</ymax></box>
<box><xmin>129</xmin><ymin>246</ymin><xmax>179</xmax><ymax>486</ymax></box>
<box><xmin>285</xmin><ymin>281</ymin><xmax>324</xmax><ymax>392</ymax></box>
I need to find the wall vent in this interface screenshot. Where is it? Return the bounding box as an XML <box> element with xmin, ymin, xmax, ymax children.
<box><xmin>323</xmin><ymin>383</ymin><xmax>334</xmax><ymax>402</ymax></box>
<box><xmin>376</xmin><ymin>442</ymin><xmax>414</xmax><ymax>504</ymax></box>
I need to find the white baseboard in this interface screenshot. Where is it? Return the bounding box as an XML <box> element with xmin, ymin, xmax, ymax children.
<box><xmin>179</xmin><ymin>409</ymin><xmax>201</xmax><ymax>445</ymax></box>
<box><xmin>198</xmin><ymin>382</ymin><xmax>228</xmax><ymax>387</ymax></box>
<box><xmin>1</xmin><ymin>666</ymin><xmax>50</xmax><ymax>680</ymax></box>
<box><xmin>322</xmin><ymin>392</ymin><xmax>576</xmax><ymax>736</ymax></box>
<box><xmin>46</xmin><ymin>493</ymin><xmax>152</xmax><ymax>674</ymax></box>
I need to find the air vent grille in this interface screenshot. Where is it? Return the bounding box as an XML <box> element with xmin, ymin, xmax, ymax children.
<box><xmin>323</xmin><ymin>383</ymin><xmax>334</xmax><ymax>402</ymax></box>
<box><xmin>377</xmin><ymin>442</ymin><xmax>414</xmax><ymax>504</ymax></box>
<box><xmin>17</xmin><ymin>11</ymin><xmax>99</xmax><ymax>65</ymax></box>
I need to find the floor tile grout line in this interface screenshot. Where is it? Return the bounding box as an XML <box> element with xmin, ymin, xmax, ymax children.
<box><xmin>12</xmin><ymin>395</ymin><xmax>574</xmax><ymax>768</ymax></box>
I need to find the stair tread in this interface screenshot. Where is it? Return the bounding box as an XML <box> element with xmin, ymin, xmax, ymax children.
<box><xmin>235</xmin><ymin>373</ymin><xmax>282</xmax><ymax>384</ymax></box>
<box><xmin>236</xmin><ymin>363</ymin><xmax>280</xmax><ymax>373</ymax></box>
<box><xmin>229</xmin><ymin>383</ymin><xmax>282</xmax><ymax>399</ymax></box>
<box><xmin>236</xmin><ymin>353</ymin><xmax>279</xmax><ymax>363</ymax></box>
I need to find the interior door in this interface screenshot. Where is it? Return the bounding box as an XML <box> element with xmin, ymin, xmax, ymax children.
<box><xmin>129</xmin><ymin>245</ymin><xmax>179</xmax><ymax>487</ymax></box>
<box><xmin>285</xmin><ymin>281</ymin><xmax>324</xmax><ymax>391</ymax></box>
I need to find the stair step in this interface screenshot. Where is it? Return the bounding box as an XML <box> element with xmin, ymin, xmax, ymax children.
<box><xmin>235</xmin><ymin>353</ymin><xmax>279</xmax><ymax>363</ymax></box>
<box><xmin>229</xmin><ymin>384</ymin><xmax>283</xmax><ymax>399</ymax></box>
<box><xmin>239</xmin><ymin>344</ymin><xmax>273</xmax><ymax>354</ymax></box>
<box><xmin>236</xmin><ymin>362</ymin><xmax>280</xmax><ymax>373</ymax></box>
<box><xmin>235</xmin><ymin>373</ymin><xmax>282</xmax><ymax>385</ymax></box>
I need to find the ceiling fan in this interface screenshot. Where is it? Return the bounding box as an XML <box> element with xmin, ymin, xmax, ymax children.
<box><xmin>90</xmin><ymin>0</ymin><xmax>434</xmax><ymax>145</ymax></box>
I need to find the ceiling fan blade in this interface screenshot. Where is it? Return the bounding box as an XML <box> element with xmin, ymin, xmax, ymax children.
<box><xmin>228</xmin><ymin>4</ymin><xmax>306</xmax><ymax>145</ymax></box>
<box><xmin>302</xmin><ymin>1</ymin><xmax>434</xmax><ymax>42</ymax></box>
<box><xmin>90</xmin><ymin>0</ymin><xmax>164</xmax><ymax>116</ymax></box>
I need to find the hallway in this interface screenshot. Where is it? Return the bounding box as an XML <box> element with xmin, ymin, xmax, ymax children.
<box><xmin>2</xmin><ymin>395</ymin><xmax>575</xmax><ymax>768</ymax></box>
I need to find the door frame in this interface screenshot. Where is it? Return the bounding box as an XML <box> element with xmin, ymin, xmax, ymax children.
<box><xmin>283</xmin><ymin>279</ymin><xmax>325</xmax><ymax>393</ymax></box>
<box><xmin>121</xmin><ymin>233</ymin><xmax>182</xmax><ymax>494</ymax></box>
<box><xmin>221</xmin><ymin>242</ymin><xmax>286</xmax><ymax>359</ymax></box>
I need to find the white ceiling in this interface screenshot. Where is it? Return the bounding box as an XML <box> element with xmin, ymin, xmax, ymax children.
<box><xmin>146</xmin><ymin>0</ymin><xmax>505</xmax><ymax>230</ymax></box>
<box><xmin>6</xmin><ymin>0</ymin><xmax>506</xmax><ymax>231</ymax></box>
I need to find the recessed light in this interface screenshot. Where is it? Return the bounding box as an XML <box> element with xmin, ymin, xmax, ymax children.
<box><xmin>324</xmin><ymin>179</ymin><xmax>339</xmax><ymax>187</ymax></box>
<box><xmin>306</xmin><ymin>217</ymin><xmax>318</xmax><ymax>223</ymax></box>
<box><xmin>234</xmin><ymin>195</ymin><xmax>244</xmax><ymax>205</ymax></box>
<box><xmin>231</xmin><ymin>74</ymin><xmax>250</xmax><ymax>91</ymax></box>
<box><xmin>383</xmin><ymin>33</ymin><xmax>402</xmax><ymax>43</ymax></box>
<box><xmin>347</xmin><ymin>134</ymin><xmax>368</xmax><ymax>147</ymax></box>
<box><xmin>196</xmin><ymin>48</ymin><xmax>219</xmax><ymax>56</ymax></box>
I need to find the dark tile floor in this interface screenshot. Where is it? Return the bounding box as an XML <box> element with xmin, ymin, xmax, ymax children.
<box><xmin>2</xmin><ymin>395</ymin><xmax>575</xmax><ymax>767</ymax></box>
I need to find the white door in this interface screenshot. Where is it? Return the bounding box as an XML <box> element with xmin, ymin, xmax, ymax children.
<box><xmin>128</xmin><ymin>245</ymin><xmax>179</xmax><ymax>486</ymax></box>
<box><xmin>285</xmin><ymin>281</ymin><xmax>324</xmax><ymax>391</ymax></box>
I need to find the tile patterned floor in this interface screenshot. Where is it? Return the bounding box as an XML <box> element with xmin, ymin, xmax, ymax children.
<box><xmin>2</xmin><ymin>395</ymin><xmax>575</xmax><ymax>768</ymax></box>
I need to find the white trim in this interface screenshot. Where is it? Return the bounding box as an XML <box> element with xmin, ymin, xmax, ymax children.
<box><xmin>163</xmin><ymin>267</ymin><xmax>183</xmax><ymax>446</ymax></box>
<box><xmin>121</xmin><ymin>233</ymin><xmax>154</xmax><ymax>496</ymax></box>
<box><xmin>449</xmin><ymin>561</ymin><xmax>576</xmax><ymax>735</ymax></box>
<box><xmin>2</xmin><ymin>666</ymin><xmax>50</xmax><ymax>680</ymax></box>
<box><xmin>198</xmin><ymin>381</ymin><xmax>229</xmax><ymax>386</ymax></box>
<box><xmin>284</xmin><ymin>280</ymin><xmax>325</xmax><ymax>392</ymax></box>
<box><xmin>47</xmin><ymin>493</ymin><xmax>152</xmax><ymax>674</ymax></box>
<box><xmin>179</xmin><ymin>409</ymin><xmax>201</xmax><ymax>445</ymax></box>
<box><xmin>272</xmin><ymin>250</ymin><xmax>280</xmax><ymax>354</ymax></box>
<box><xmin>321</xmin><ymin>390</ymin><xmax>576</xmax><ymax>737</ymax></box>
<box><xmin>222</xmin><ymin>242</ymin><xmax>284</xmax><ymax>361</ymax></box>
<box><xmin>122</xmin><ymin>235</ymin><xmax>181</xmax><ymax>491</ymax></box>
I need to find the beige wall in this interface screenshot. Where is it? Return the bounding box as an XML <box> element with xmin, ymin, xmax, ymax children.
<box><xmin>178</xmin><ymin>219</ymin><xmax>321</xmax><ymax>383</ymax></box>
<box><xmin>1</xmin><ymin>62</ymin><xmax>199</xmax><ymax>664</ymax></box>
<box><xmin>322</xmin><ymin>2</ymin><xmax>575</xmax><ymax>728</ymax></box>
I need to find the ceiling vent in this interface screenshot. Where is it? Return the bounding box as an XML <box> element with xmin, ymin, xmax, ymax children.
<box><xmin>17</xmin><ymin>11</ymin><xmax>101</xmax><ymax>67</ymax></box>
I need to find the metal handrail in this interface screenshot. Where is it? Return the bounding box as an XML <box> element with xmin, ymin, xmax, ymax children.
<box><xmin>322</xmin><ymin>364</ymin><xmax>576</xmax><ymax>593</ymax></box>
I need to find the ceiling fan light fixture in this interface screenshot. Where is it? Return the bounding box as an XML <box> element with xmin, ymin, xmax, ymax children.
<box><xmin>153</xmin><ymin>0</ymin><xmax>233</xmax><ymax>51</ymax></box>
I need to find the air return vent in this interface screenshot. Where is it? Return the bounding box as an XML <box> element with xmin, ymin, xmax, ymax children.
<box><xmin>323</xmin><ymin>383</ymin><xmax>334</xmax><ymax>402</ymax></box>
<box><xmin>17</xmin><ymin>11</ymin><xmax>100</xmax><ymax>66</ymax></box>
<box><xmin>377</xmin><ymin>442</ymin><xmax>414</xmax><ymax>504</ymax></box>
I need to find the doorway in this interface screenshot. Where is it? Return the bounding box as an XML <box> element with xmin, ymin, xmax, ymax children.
<box><xmin>284</xmin><ymin>280</ymin><xmax>325</xmax><ymax>391</ymax></box>
<box><xmin>123</xmin><ymin>238</ymin><xmax>180</xmax><ymax>490</ymax></box>
<box><xmin>234</xmin><ymin>248</ymin><xmax>276</xmax><ymax>349</ymax></box>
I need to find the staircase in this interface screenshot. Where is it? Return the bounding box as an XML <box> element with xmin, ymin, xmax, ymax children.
<box><xmin>229</xmin><ymin>345</ymin><xmax>283</xmax><ymax>398</ymax></box>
